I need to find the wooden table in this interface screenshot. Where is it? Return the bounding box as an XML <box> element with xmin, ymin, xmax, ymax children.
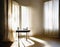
<box><xmin>16</xmin><ymin>30</ymin><xmax>30</xmax><ymax>47</ymax></box>
<box><xmin>16</xmin><ymin>30</ymin><xmax>30</xmax><ymax>40</ymax></box>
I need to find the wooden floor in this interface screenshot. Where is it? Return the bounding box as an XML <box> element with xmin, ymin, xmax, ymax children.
<box><xmin>0</xmin><ymin>36</ymin><xmax>60</xmax><ymax>47</ymax></box>
<box><xmin>11</xmin><ymin>37</ymin><xmax>60</xmax><ymax>47</ymax></box>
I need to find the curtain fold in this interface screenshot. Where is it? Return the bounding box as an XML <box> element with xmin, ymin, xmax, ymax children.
<box><xmin>8</xmin><ymin>0</ymin><xmax>14</xmax><ymax>41</ymax></box>
<box><xmin>44</xmin><ymin>0</ymin><xmax>59</xmax><ymax>31</ymax></box>
<box><xmin>8</xmin><ymin>0</ymin><xmax>20</xmax><ymax>41</ymax></box>
<box><xmin>44</xmin><ymin>0</ymin><xmax>59</xmax><ymax>37</ymax></box>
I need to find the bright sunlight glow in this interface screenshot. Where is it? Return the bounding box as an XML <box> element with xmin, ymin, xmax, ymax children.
<box><xmin>21</xmin><ymin>6</ymin><xmax>30</xmax><ymax>30</ymax></box>
<box><xmin>21</xmin><ymin>6</ymin><xmax>33</xmax><ymax>36</ymax></box>
<box><xmin>8</xmin><ymin>1</ymin><xmax>19</xmax><ymax>31</ymax></box>
<box><xmin>30</xmin><ymin>37</ymin><xmax>51</xmax><ymax>47</ymax></box>
<box><xmin>11</xmin><ymin>37</ymin><xmax>51</xmax><ymax>47</ymax></box>
<box><xmin>12</xmin><ymin>1</ymin><xmax>19</xmax><ymax>41</ymax></box>
<box><xmin>44</xmin><ymin>0</ymin><xmax>59</xmax><ymax>30</ymax></box>
<box><xmin>12</xmin><ymin>2</ymin><xmax>19</xmax><ymax>31</ymax></box>
<box><xmin>10</xmin><ymin>38</ymin><xmax>35</xmax><ymax>47</ymax></box>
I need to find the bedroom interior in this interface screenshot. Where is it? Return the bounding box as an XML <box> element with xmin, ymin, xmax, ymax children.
<box><xmin>0</xmin><ymin>0</ymin><xmax>60</xmax><ymax>47</ymax></box>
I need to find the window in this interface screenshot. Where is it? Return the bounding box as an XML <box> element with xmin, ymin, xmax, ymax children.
<box><xmin>21</xmin><ymin>6</ymin><xmax>30</xmax><ymax>30</ymax></box>
<box><xmin>8</xmin><ymin>1</ymin><xmax>32</xmax><ymax>40</ymax></box>
<box><xmin>8</xmin><ymin>1</ymin><xmax>20</xmax><ymax>31</ymax></box>
<box><xmin>11</xmin><ymin>5</ymin><xmax>31</xmax><ymax>31</ymax></box>
<box><xmin>12</xmin><ymin>1</ymin><xmax>20</xmax><ymax>31</ymax></box>
<box><xmin>44</xmin><ymin>0</ymin><xmax>59</xmax><ymax>30</ymax></box>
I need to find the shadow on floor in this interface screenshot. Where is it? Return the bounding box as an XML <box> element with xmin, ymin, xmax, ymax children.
<box><xmin>0</xmin><ymin>41</ymin><xmax>13</xmax><ymax>47</ymax></box>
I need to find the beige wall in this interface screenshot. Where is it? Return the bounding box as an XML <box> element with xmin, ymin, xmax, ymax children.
<box><xmin>14</xmin><ymin>0</ymin><xmax>44</xmax><ymax>36</ymax></box>
<box><xmin>14</xmin><ymin>0</ymin><xmax>59</xmax><ymax>38</ymax></box>
<box><xmin>30</xmin><ymin>0</ymin><xmax>44</xmax><ymax>35</ymax></box>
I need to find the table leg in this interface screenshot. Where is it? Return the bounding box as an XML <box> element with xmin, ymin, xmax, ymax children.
<box><xmin>18</xmin><ymin>33</ymin><xmax>20</xmax><ymax>47</ymax></box>
<box><xmin>26</xmin><ymin>32</ymin><xmax>27</xmax><ymax>41</ymax></box>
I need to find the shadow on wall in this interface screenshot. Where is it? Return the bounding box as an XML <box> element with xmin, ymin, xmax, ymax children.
<box><xmin>0</xmin><ymin>32</ymin><xmax>3</xmax><ymax>41</ymax></box>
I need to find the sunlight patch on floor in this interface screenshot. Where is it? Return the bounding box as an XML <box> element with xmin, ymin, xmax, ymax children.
<box><xmin>10</xmin><ymin>41</ymin><xmax>18</xmax><ymax>47</ymax></box>
<box><xmin>30</xmin><ymin>37</ymin><xmax>51</xmax><ymax>47</ymax></box>
<box><xmin>10</xmin><ymin>38</ymin><xmax>35</xmax><ymax>47</ymax></box>
<box><xmin>11</xmin><ymin>37</ymin><xmax>53</xmax><ymax>47</ymax></box>
<box><xmin>20</xmin><ymin>38</ymin><xmax>35</xmax><ymax>47</ymax></box>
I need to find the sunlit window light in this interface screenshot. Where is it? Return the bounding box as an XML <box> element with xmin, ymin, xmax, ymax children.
<box><xmin>21</xmin><ymin>6</ymin><xmax>33</xmax><ymax>35</ymax></box>
<box><xmin>12</xmin><ymin>2</ymin><xmax>20</xmax><ymax>31</ymax></box>
<box><xmin>8</xmin><ymin>1</ymin><xmax>20</xmax><ymax>31</ymax></box>
<box><xmin>9</xmin><ymin>1</ymin><xmax>33</xmax><ymax>41</ymax></box>
<box><xmin>11</xmin><ymin>1</ymin><xmax>19</xmax><ymax>41</ymax></box>
<box><xmin>44</xmin><ymin>0</ymin><xmax>59</xmax><ymax>30</ymax></box>
<box><xmin>21</xmin><ymin>6</ymin><xmax>30</xmax><ymax>30</ymax></box>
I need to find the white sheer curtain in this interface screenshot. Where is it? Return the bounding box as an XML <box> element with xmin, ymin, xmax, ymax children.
<box><xmin>21</xmin><ymin>6</ymin><xmax>30</xmax><ymax>30</ymax></box>
<box><xmin>44</xmin><ymin>1</ymin><xmax>53</xmax><ymax>30</ymax></box>
<box><xmin>21</xmin><ymin>6</ymin><xmax>32</xmax><ymax>35</ymax></box>
<box><xmin>12</xmin><ymin>2</ymin><xmax>20</xmax><ymax>31</ymax></box>
<box><xmin>12</xmin><ymin>1</ymin><xmax>19</xmax><ymax>41</ymax></box>
<box><xmin>8</xmin><ymin>1</ymin><xmax>32</xmax><ymax>40</ymax></box>
<box><xmin>52</xmin><ymin>0</ymin><xmax>59</xmax><ymax>30</ymax></box>
<box><xmin>44</xmin><ymin>0</ymin><xmax>59</xmax><ymax>31</ymax></box>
